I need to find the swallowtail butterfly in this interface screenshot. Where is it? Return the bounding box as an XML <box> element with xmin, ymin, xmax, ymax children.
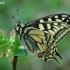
<box><xmin>14</xmin><ymin>13</ymin><xmax>70</xmax><ymax>63</ymax></box>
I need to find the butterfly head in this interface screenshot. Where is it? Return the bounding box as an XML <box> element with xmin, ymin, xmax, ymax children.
<box><xmin>15</xmin><ymin>21</ymin><xmax>21</xmax><ymax>27</ymax></box>
<box><xmin>15</xmin><ymin>21</ymin><xmax>24</xmax><ymax>35</ymax></box>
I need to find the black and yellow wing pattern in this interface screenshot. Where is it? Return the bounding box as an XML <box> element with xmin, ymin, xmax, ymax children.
<box><xmin>15</xmin><ymin>13</ymin><xmax>70</xmax><ymax>63</ymax></box>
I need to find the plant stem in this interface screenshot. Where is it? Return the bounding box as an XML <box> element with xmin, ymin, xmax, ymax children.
<box><xmin>12</xmin><ymin>56</ymin><xmax>18</xmax><ymax>70</ymax></box>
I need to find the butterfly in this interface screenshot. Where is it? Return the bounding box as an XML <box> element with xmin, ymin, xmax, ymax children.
<box><xmin>14</xmin><ymin>13</ymin><xmax>70</xmax><ymax>63</ymax></box>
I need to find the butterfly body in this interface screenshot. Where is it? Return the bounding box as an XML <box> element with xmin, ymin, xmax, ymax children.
<box><xmin>15</xmin><ymin>13</ymin><xmax>70</xmax><ymax>63</ymax></box>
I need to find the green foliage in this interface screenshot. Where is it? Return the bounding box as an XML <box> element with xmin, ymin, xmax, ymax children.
<box><xmin>0</xmin><ymin>28</ymin><xmax>27</xmax><ymax>61</ymax></box>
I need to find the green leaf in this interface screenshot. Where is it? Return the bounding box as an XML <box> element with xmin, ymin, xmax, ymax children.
<box><xmin>0</xmin><ymin>36</ymin><xmax>3</xmax><ymax>39</ymax></box>
<box><xmin>13</xmin><ymin>37</ymin><xmax>21</xmax><ymax>54</ymax></box>
<box><xmin>14</xmin><ymin>49</ymin><xmax>27</xmax><ymax>57</ymax></box>
<box><xmin>0</xmin><ymin>28</ymin><xmax>27</xmax><ymax>58</ymax></box>
<box><xmin>0</xmin><ymin>36</ymin><xmax>11</xmax><ymax>57</ymax></box>
<box><xmin>13</xmin><ymin>37</ymin><xmax>27</xmax><ymax>57</ymax></box>
<box><xmin>0</xmin><ymin>38</ymin><xmax>10</xmax><ymax>49</ymax></box>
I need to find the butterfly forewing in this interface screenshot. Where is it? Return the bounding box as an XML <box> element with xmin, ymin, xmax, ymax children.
<box><xmin>25</xmin><ymin>13</ymin><xmax>70</xmax><ymax>44</ymax></box>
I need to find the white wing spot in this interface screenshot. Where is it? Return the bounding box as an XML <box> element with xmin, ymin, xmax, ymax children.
<box><xmin>62</xmin><ymin>18</ymin><xmax>65</xmax><ymax>20</ymax></box>
<box><xmin>55</xmin><ymin>16</ymin><xmax>58</xmax><ymax>18</ymax></box>
<box><xmin>67</xmin><ymin>20</ymin><xmax>69</xmax><ymax>22</ymax></box>
<box><xmin>61</xmin><ymin>23</ymin><xmax>68</xmax><ymax>27</ymax></box>
<box><xmin>40</xmin><ymin>19</ymin><xmax>44</xmax><ymax>23</ymax></box>
<box><xmin>39</xmin><ymin>24</ymin><xmax>44</xmax><ymax>30</ymax></box>
<box><xmin>60</xmin><ymin>26</ymin><xmax>64</xmax><ymax>29</ymax></box>
<box><xmin>48</xmin><ymin>30</ymin><xmax>55</xmax><ymax>35</ymax></box>
<box><xmin>69</xmin><ymin>17</ymin><xmax>70</xmax><ymax>19</ymax></box>
<box><xmin>48</xmin><ymin>18</ymin><xmax>52</xmax><ymax>21</ymax></box>
<box><xmin>53</xmin><ymin>23</ymin><xmax>58</xmax><ymax>25</ymax></box>
<box><xmin>53</xmin><ymin>28</ymin><xmax>58</xmax><ymax>32</ymax></box>
<box><xmin>56</xmin><ymin>19</ymin><xmax>62</xmax><ymax>22</ymax></box>
<box><xmin>47</xmin><ymin>24</ymin><xmax>51</xmax><ymax>29</ymax></box>
<box><xmin>53</xmin><ymin>26</ymin><xmax>60</xmax><ymax>30</ymax></box>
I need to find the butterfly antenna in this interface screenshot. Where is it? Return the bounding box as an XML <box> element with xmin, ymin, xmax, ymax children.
<box><xmin>16</xmin><ymin>9</ymin><xmax>21</xmax><ymax>22</ymax></box>
<box><xmin>13</xmin><ymin>16</ymin><xmax>19</xmax><ymax>21</ymax></box>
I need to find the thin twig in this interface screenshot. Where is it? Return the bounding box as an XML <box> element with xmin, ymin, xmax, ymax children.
<box><xmin>12</xmin><ymin>56</ymin><xmax>18</xmax><ymax>70</ymax></box>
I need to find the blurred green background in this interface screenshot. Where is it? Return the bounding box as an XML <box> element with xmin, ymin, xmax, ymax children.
<box><xmin>0</xmin><ymin>0</ymin><xmax>70</xmax><ymax>70</ymax></box>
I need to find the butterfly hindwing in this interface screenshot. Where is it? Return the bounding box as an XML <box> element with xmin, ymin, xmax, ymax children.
<box><xmin>21</xmin><ymin>27</ymin><xmax>61</xmax><ymax>62</ymax></box>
